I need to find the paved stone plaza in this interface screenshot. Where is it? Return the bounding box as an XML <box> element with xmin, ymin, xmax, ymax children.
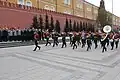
<box><xmin>0</xmin><ymin>43</ymin><xmax>120</xmax><ymax>80</ymax></box>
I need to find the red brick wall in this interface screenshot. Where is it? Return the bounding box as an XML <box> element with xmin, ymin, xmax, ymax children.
<box><xmin>0</xmin><ymin>1</ymin><xmax>95</xmax><ymax>31</ymax></box>
<box><xmin>0</xmin><ymin>7</ymin><xmax>34</xmax><ymax>29</ymax></box>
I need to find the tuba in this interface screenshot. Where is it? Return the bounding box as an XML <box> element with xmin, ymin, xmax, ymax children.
<box><xmin>103</xmin><ymin>25</ymin><xmax>112</xmax><ymax>33</ymax></box>
<box><xmin>101</xmin><ymin>25</ymin><xmax>111</xmax><ymax>41</ymax></box>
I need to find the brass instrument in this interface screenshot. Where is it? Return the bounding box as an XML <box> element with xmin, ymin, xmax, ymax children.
<box><xmin>103</xmin><ymin>25</ymin><xmax>112</xmax><ymax>33</ymax></box>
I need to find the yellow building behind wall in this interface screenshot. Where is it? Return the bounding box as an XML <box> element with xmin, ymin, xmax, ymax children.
<box><xmin>6</xmin><ymin>0</ymin><xmax>36</xmax><ymax>7</ymax></box>
<box><xmin>6</xmin><ymin>0</ymin><xmax>120</xmax><ymax>26</ymax></box>
<box><xmin>6</xmin><ymin>0</ymin><xmax>96</xmax><ymax>19</ymax></box>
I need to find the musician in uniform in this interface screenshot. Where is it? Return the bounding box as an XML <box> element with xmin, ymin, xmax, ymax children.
<box><xmin>56</xmin><ymin>32</ymin><xmax>59</xmax><ymax>45</ymax></box>
<box><xmin>69</xmin><ymin>32</ymin><xmax>73</xmax><ymax>45</ymax></box>
<box><xmin>33</xmin><ymin>32</ymin><xmax>41</xmax><ymax>51</ymax></box>
<box><xmin>72</xmin><ymin>35</ymin><xmax>77</xmax><ymax>49</ymax></box>
<box><xmin>71</xmin><ymin>32</ymin><xmax>76</xmax><ymax>47</ymax></box>
<box><xmin>38</xmin><ymin>29</ymin><xmax>41</xmax><ymax>41</ymax></box>
<box><xmin>93</xmin><ymin>32</ymin><xmax>98</xmax><ymax>49</ymax></box>
<box><xmin>45</xmin><ymin>31</ymin><xmax>51</xmax><ymax>46</ymax></box>
<box><xmin>61</xmin><ymin>32</ymin><xmax>67</xmax><ymax>48</ymax></box>
<box><xmin>81</xmin><ymin>31</ymin><xmax>86</xmax><ymax>48</ymax></box>
<box><xmin>76</xmin><ymin>32</ymin><xmax>81</xmax><ymax>46</ymax></box>
<box><xmin>109</xmin><ymin>33</ymin><xmax>115</xmax><ymax>50</ymax></box>
<box><xmin>52</xmin><ymin>33</ymin><xmax>58</xmax><ymax>47</ymax></box>
<box><xmin>114</xmin><ymin>33</ymin><xmax>119</xmax><ymax>49</ymax></box>
<box><xmin>101</xmin><ymin>33</ymin><xmax>107</xmax><ymax>53</ymax></box>
<box><xmin>86</xmin><ymin>33</ymin><xmax>92</xmax><ymax>51</ymax></box>
<box><xmin>106</xmin><ymin>34</ymin><xmax>110</xmax><ymax>47</ymax></box>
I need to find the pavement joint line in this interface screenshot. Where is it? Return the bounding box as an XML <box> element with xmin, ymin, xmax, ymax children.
<box><xmin>8</xmin><ymin>43</ymin><xmax>120</xmax><ymax>68</ymax></box>
<box><xmin>33</xmin><ymin>51</ymin><xmax>113</xmax><ymax>68</ymax></box>
<box><xmin>92</xmin><ymin>72</ymin><xmax>107</xmax><ymax>80</ymax></box>
<box><xmin>36</xmin><ymin>50</ymin><xmax>120</xmax><ymax>68</ymax></box>
<box><xmin>13</xmin><ymin>54</ymin><xmax>75</xmax><ymax>73</ymax></box>
<box><xmin>0</xmin><ymin>64</ymin><xmax>41</xmax><ymax>79</ymax></box>
<box><xmin>27</xmin><ymin>49</ymin><xmax>110</xmax><ymax>67</ymax></box>
<box><xmin>20</xmin><ymin>50</ymin><xmax>120</xmax><ymax>73</ymax></box>
<box><xmin>18</xmin><ymin>50</ymin><xmax>106</xmax><ymax>68</ymax></box>
<box><xmin>102</xmin><ymin>50</ymin><xmax>120</xmax><ymax>61</ymax></box>
<box><xmin>14</xmin><ymin>52</ymin><xmax>105</xmax><ymax>73</ymax></box>
<box><xmin>13</xmin><ymin>53</ymin><xmax>106</xmax><ymax>80</ymax></box>
<box><xmin>1</xmin><ymin>42</ymin><xmax>120</xmax><ymax>80</ymax></box>
<box><xmin>111</xmin><ymin>70</ymin><xmax>120</xmax><ymax>80</ymax></box>
<box><xmin>60</xmin><ymin>71</ymin><xmax>84</xmax><ymax>80</ymax></box>
<box><xmin>39</xmin><ymin>45</ymin><xmax>119</xmax><ymax>63</ymax></box>
<box><xmin>1</xmin><ymin>43</ymin><xmax>120</xmax><ymax>68</ymax></box>
<box><xmin>0</xmin><ymin>53</ymin><xmax>14</xmax><ymax>57</ymax></box>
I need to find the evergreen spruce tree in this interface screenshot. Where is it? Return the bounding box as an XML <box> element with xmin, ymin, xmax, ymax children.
<box><xmin>86</xmin><ymin>23</ymin><xmax>88</xmax><ymax>31</ymax></box>
<box><xmin>32</xmin><ymin>15</ymin><xmax>39</xmax><ymax>29</ymax></box>
<box><xmin>50</xmin><ymin>15</ymin><xmax>54</xmax><ymax>32</ymax></box>
<box><xmin>89</xmin><ymin>23</ymin><xmax>92</xmax><ymax>32</ymax></box>
<box><xmin>64</xmin><ymin>18</ymin><xmax>69</xmax><ymax>33</ymax></box>
<box><xmin>39</xmin><ymin>15</ymin><xmax>44</xmax><ymax>40</ymax></box>
<box><xmin>88</xmin><ymin>23</ymin><xmax>91</xmax><ymax>31</ymax></box>
<box><xmin>39</xmin><ymin>15</ymin><xmax>43</xmax><ymax>30</ymax></box>
<box><xmin>83</xmin><ymin>22</ymin><xmax>85</xmax><ymax>31</ymax></box>
<box><xmin>73</xmin><ymin>21</ymin><xmax>77</xmax><ymax>32</ymax></box>
<box><xmin>55</xmin><ymin>20</ymin><xmax>61</xmax><ymax>33</ymax></box>
<box><xmin>92</xmin><ymin>24</ymin><xmax>95</xmax><ymax>32</ymax></box>
<box><xmin>45</xmin><ymin>14</ymin><xmax>49</xmax><ymax>30</ymax></box>
<box><xmin>80</xmin><ymin>21</ymin><xmax>82</xmax><ymax>31</ymax></box>
<box><xmin>69</xmin><ymin>19</ymin><xmax>72</xmax><ymax>32</ymax></box>
<box><xmin>76</xmin><ymin>22</ymin><xmax>80</xmax><ymax>32</ymax></box>
<box><xmin>97</xmin><ymin>0</ymin><xmax>107</xmax><ymax>28</ymax></box>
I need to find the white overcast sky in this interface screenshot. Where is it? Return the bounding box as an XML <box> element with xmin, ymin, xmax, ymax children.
<box><xmin>86</xmin><ymin>0</ymin><xmax>120</xmax><ymax>17</ymax></box>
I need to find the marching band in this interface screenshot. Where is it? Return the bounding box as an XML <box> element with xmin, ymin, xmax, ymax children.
<box><xmin>0</xmin><ymin>26</ymin><xmax>119</xmax><ymax>53</ymax></box>
<box><xmin>32</xmin><ymin>28</ymin><xmax>120</xmax><ymax>52</ymax></box>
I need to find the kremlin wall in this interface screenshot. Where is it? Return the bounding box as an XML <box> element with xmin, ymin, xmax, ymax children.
<box><xmin>0</xmin><ymin>0</ymin><xmax>119</xmax><ymax>31</ymax></box>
